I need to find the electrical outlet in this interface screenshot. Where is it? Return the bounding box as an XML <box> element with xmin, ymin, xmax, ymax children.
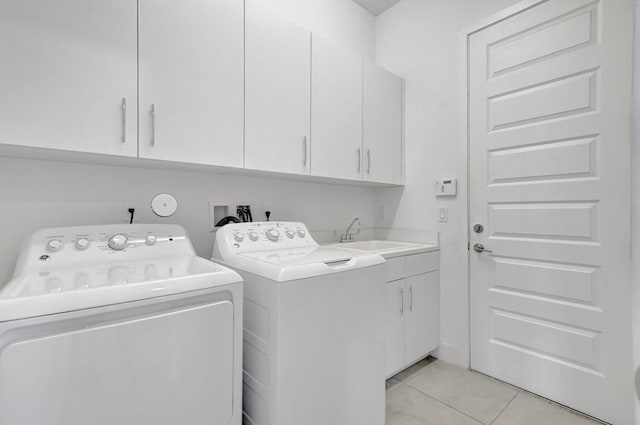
<box><xmin>122</xmin><ymin>200</ymin><xmax>139</xmax><ymax>224</ymax></box>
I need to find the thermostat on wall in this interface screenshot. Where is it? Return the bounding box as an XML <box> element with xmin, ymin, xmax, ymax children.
<box><xmin>436</xmin><ymin>178</ymin><xmax>457</xmax><ymax>197</ymax></box>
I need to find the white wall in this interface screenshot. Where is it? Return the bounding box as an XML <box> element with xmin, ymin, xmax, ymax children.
<box><xmin>0</xmin><ymin>0</ymin><xmax>377</xmax><ymax>283</ymax></box>
<box><xmin>374</xmin><ymin>0</ymin><xmax>523</xmax><ymax>366</ymax></box>
<box><xmin>258</xmin><ymin>0</ymin><xmax>375</xmax><ymax>59</ymax></box>
<box><xmin>0</xmin><ymin>157</ymin><xmax>377</xmax><ymax>283</ymax></box>
<box><xmin>632</xmin><ymin>0</ymin><xmax>640</xmax><ymax>417</ymax></box>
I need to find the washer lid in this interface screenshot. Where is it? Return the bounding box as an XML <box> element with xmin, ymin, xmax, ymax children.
<box><xmin>239</xmin><ymin>247</ymin><xmax>354</xmax><ymax>267</ymax></box>
<box><xmin>0</xmin><ymin>256</ymin><xmax>242</xmax><ymax>322</ymax></box>
<box><xmin>227</xmin><ymin>247</ymin><xmax>385</xmax><ymax>282</ymax></box>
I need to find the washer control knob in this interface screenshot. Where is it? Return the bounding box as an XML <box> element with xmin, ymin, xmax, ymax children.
<box><xmin>249</xmin><ymin>232</ymin><xmax>259</xmax><ymax>242</ymax></box>
<box><xmin>286</xmin><ymin>230</ymin><xmax>295</xmax><ymax>239</ymax></box>
<box><xmin>107</xmin><ymin>234</ymin><xmax>128</xmax><ymax>251</ymax></box>
<box><xmin>266</xmin><ymin>229</ymin><xmax>280</xmax><ymax>242</ymax></box>
<box><xmin>297</xmin><ymin>229</ymin><xmax>306</xmax><ymax>238</ymax></box>
<box><xmin>75</xmin><ymin>238</ymin><xmax>90</xmax><ymax>251</ymax></box>
<box><xmin>47</xmin><ymin>239</ymin><xmax>64</xmax><ymax>252</ymax></box>
<box><xmin>146</xmin><ymin>234</ymin><xmax>157</xmax><ymax>246</ymax></box>
<box><xmin>234</xmin><ymin>233</ymin><xmax>244</xmax><ymax>243</ymax></box>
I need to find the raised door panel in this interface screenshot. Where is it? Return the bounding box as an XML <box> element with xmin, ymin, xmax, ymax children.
<box><xmin>0</xmin><ymin>0</ymin><xmax>137</xmax><ymax>157</ymax></box>
<box><xmin>404</xmin><ymin>273</ymin><xmax>439</xmax><ymax>365</ymax></box>
<box><xmin>138</xmin><ymin>0</ymin><xmax>244</xmax><ymax>167</ymax></box>
<box><xmin>363</xmin><ymin>63</ymin><xmax>403</xmax><ymax>184</ymax></box>
<box><xmin>385</xmin><ymin>280</ymin><xmax>405</xmax><ymax>377</ymax></box>
<box><xmin>310</xmin><ymin>36</ymin><xmax>363</xmax><ymax>180</ymax></box>
<box><xmin>245</xmin><ymin>1</ymin><xmax>311</xmax><ymax>175</ymax></box>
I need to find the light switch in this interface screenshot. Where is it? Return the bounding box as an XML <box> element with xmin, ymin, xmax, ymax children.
<box><xmin>439</xmin><ymin>206</ymin><xmax>448</xmax><ymax>222</ymax></box>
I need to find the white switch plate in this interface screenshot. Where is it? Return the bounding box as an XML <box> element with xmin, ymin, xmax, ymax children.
<box><xmin>439</xmin><ymin>206</ymin><xmax>448</xmax><ymax>222</ymax></box>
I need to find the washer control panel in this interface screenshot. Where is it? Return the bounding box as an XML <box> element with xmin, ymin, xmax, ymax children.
<box><xmin>215</xmin><ymin>222</ymin><xmax>316</xmax><ymax>255</ymax></box>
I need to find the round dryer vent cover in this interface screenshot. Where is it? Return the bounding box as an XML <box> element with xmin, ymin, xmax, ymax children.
<box><xmin>151</xmin><ymin>193</ymin><xmax>178</xmax><ymax>217</ymax></box>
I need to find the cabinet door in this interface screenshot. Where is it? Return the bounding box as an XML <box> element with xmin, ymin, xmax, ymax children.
<box><xmin>405</xmin><ymin>272</ymin><xmax>439</xmax><ymax>365</ymax></box>
<box><xmin>363</xmin><ymin>63</ymin><xmax>403</xmax><ymax>184</ymax></box>
<box><xmin>385</xmin><ymin>280</ymin><xmax>406</xmax><ymax>377</ymax></box>
<box><xmin>0</xmin><ymin>0</ymin><xmax>137</xmax><ymax>156</ymax></box>
<box><xmin>310</xmin><ymin>36</ymin><xmax>363</xmax><ymax>180</ymax></box>
<box><xmin>245</xmin><ymin>1</ymin><xmax>311</xmax><ymax>175</ymax></box>
<box><xmin>139</xmin><ymin>0</ymin><xmax>244</xmax><ymax>167</ymax></box>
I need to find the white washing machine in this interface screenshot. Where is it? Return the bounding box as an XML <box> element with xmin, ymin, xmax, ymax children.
<box><xmin>213</xmin><ymin>222</ymin><xmax>386</xmax><ymax>425</ymax></box>
<box><xmin>0</xmin><ymin>224</ymin><xmax>243</xmax><ymax>425</ymax></box>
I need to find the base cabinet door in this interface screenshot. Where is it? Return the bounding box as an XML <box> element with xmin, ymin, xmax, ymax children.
<box><xmin>404</xmin><ymin>272</ymin><xmax>439</xmax><ymax>365</ymax></box>
<box><xmin>0</xmin><ymin>0</ymin><xmax>137</xmax><ymax>156</ymax></box>
<box><xmin>245</xmin><ymin>0</ymin><xmax>311</xmax><ymax>175</ymax></box>
<box><xmin>138</xmin><ymin>0</ymin><xmax>244</xmax><ymax>167</ymax></box>
<box><xmin>385</xmin><ymin>280</ymin><xmax>406</xmax><ymax>377</ymax></box>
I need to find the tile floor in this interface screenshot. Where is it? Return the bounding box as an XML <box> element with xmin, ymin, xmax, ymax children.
<box><xmin>386</xmin><ymin>357</ymin><xmax>603</xmax><ymax>425</ymax></box>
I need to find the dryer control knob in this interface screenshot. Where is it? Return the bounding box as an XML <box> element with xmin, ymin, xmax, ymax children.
<box><xmin>266</xmin><ymin>229</ymin><xmax>280</xmax><ymax>242</ymax></box>
<box><xmin>108</xmin><ymin>234</ymin><xmax>128</xmax><ymax>251</ymax></box>
<box><xmin>286</xmin><ymin>230</ymin><xmax>295</xmax><ymax>239</ymax></box>
<box><xmin>146</xmin><ymin>234</ymin><xmax>157</xmax><ymax>246</ymax></box>
<box><xmin>47</xmin><ymin>239</ymin><xmax>64</xmax><ymax>252</ymax></box>
<box><xmin>297</xmin><ymin>230</ymin><xmax>306</xmax><ymax>238</ymax></box>
<box><xmin>249</xmin><ymin>232</ymin><xmax>259</xmax><ymax>241</ymax></box>
<box><xmin>234</xmin><ymin>233</ymin><xmax>244</xmax><ymax>243</ymax></box>
<box><xmin>75</xmin><ymin>238</ymin><xmax>90</xmax><ymax>251</ymax></box>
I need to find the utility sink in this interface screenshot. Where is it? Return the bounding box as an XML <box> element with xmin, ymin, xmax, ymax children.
<box><xmin>338</xmin><ymin>240</ymin><xmax>418</xmax><ymax>251</ymax></box>
<box><xmin>325</xmin><ymin>240</ymin><xmax>438</xmax><ymax>259</ymax></box>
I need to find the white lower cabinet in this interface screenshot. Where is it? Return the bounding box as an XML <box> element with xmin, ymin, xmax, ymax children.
<box><xmin>385</xmin><ymin>252</ymin><xmax>440</xmax><ymax>378</ymax></box>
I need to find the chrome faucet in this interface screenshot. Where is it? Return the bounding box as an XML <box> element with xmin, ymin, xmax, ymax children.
<box><xmin>341</xmin><ymin>218</ymin><xmax>362</xmax><ymax>243</ymax></box>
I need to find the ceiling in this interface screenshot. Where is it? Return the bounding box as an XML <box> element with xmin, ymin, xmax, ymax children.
<box><xmin>352</xmin><ymin>0</ymin><xmax>402</xmax><ymax>16</ymax></box>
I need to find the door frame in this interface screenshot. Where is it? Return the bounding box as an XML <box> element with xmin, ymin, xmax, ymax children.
<box><xmin>457</xmin><ymin>0</ymin><xmax>550</xmax><ymax>368</ymax></box>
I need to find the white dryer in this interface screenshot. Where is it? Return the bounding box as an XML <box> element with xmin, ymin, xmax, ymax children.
<box><xmin>213</xmin><ymin>222</ymin><xmax>386</xmax><ymax>425</ymax></box>
<box><xmin>0</xmin><ymin>224</ymin><xmax>243</xmax><ymax>425</ymax></box>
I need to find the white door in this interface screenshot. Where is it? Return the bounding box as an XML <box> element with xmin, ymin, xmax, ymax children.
<box><xmin>469</xmin><ymin>1</ymin><xmax>634</xmax><ymax>423</ymax></box>
<box><xmin>245</xmin><ymin>1</ymin><xmax>311</xmax><ymax>175</ymax></box>
<box><xmin>405</xmin><ymin>272</ymin><xmax>439</xmax><ymax>365</ymax></box>
<box><xmin>0</xmin><ymin>0</ymin><xmax>137</xmax><ymax>157</ymax></box>
<box><xmin>385</xmin><ymin>280</ymin><xmax>405</xmax><ymax>377</ymax></box>
<box><xmin>363</xmin><ymin>63</ymin><xmax>403</xmax><ymax>184</ymax></box>
<box><xmin>311</xmin><ymin>35</ymin><xmax>363</xmax><ymax>181</ymax></box>
<box><xmin>138</xmin><ymin>0</ymin><xmax>244</xmax><ymax>167</ymax></box>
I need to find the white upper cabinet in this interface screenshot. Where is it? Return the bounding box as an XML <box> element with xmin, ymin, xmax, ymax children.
<box><xmin>0</xmin><ymin>0</ymin><xmax>137</xmax><ymax>157</ymax></box>
<box><xmin>138</xmin><ymin>0</ymin><xmax>244</xmax><ymax>167</ymax></box>
<box><xmin>363</xmin><ymin>62</ymin><xmax>404</xmax><ymax>185</ymax></box>
<box><xmin>310</xmin><ymin>36</ymin><xmax>363</xmax><ymax>180</ymax></box>
<box><xmin>245</xmin><ymin>1</ymin><xmax>311</xmax><ymax>175</ymax></box>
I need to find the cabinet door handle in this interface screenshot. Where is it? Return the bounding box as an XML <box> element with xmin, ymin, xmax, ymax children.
<box><xmin>367</xmin><ymin>149</ymin><xmax>371</xmax><ymax>174</ymax></box>
<box><xmin>121</xmin><ymin>98</ymin><xmax>127</xmax><ymax>143</ymax></box>
<box><xmin>357</xmin><ymin>148</ymin><xmax>361</xmax><ymax>173</ymax></box>
<box><xmin>409</xmin><ymin>285</ymin><xmax>413</xmax><ymax>312</ymax></box>
<box><xmin>150</xmin><ymin>104</ymin><xmax>156</xmax><ymax>147</ymax></box>
<box><xmin>400</xmin><ymin>287</ymin><xmax>404</xmax><ymax>315</ymax></box>
<box><xmin>303</xmin><ymin>136</ymin><xmax>307</xmax><ymax>166</ymax></box>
